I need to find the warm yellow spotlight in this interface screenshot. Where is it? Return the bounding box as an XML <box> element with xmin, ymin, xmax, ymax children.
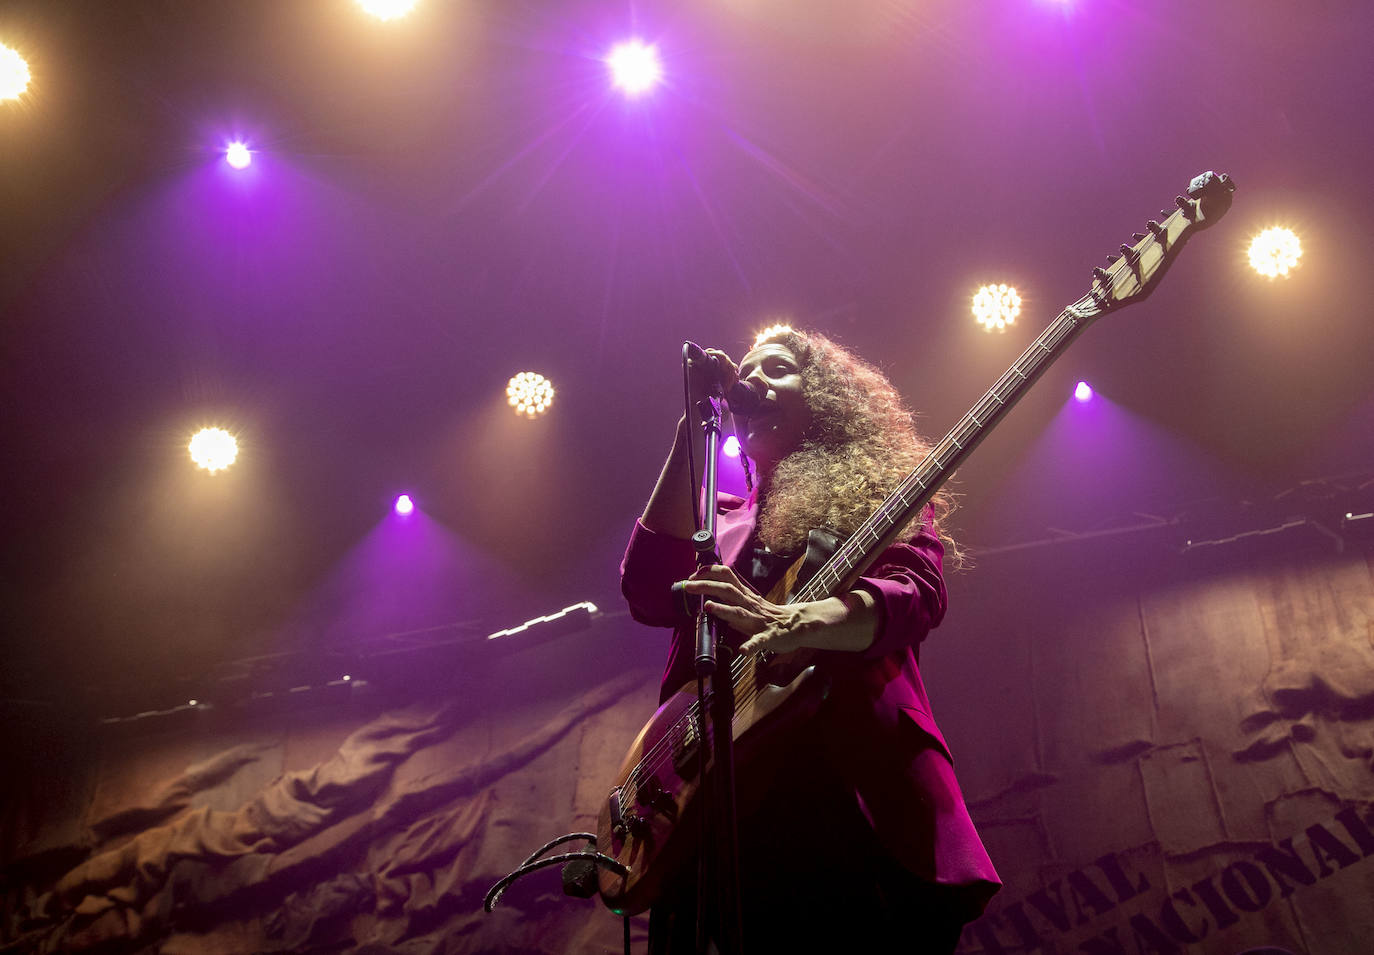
<box><xmin>752</xmin><ymin>323</ymin><xmax>795</xmax><ymax>348</ymax></box>
<box><xmin>189</xmin><ymin>427</ymin><xmax>239</xmax><ymax>473</ymax></box>
<box><xmin>356</xmin><ymin>0</ymin><xmax>419</xmax><ymax>20</ymax></box>
<box><xmin>0</xmin><ymin>43</ymin><xmax>31</xmax><ymax>101</ymax></box>
<box><xmin>1248</xmin><ymin>227</ymin><xmax>1302</xmax><ymax>279</ymax></box>
<box><xmin>972</xmin><ymin>283</ymin><xmax>1022</xmax><ymax>332</ymax></box>
<box><xmin>507</xmin><ymin>372</ymin><xmax>555</xmax><ymax>418</ymax></box>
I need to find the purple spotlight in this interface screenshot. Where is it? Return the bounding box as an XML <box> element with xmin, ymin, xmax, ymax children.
<box><xmin>1074</xmin><ymin>381</ymin><xmax>1094</xmax><ymax>403</ymax></box>
<box><xmin>225</xmin><ymin>141</ymin><xmax>252</xmax><ymax>169</ymax></box>
<box><xmin>723</xmin><ymin>435</ymin><xmax>741</xmax><ymax>458</ymax></box>
<box><xmin>606</xmin><ymin>40</ymin><xmax>662</xmax><ymax>97</ymax></box>
<box><xmin>394</xmin><ymin>494</ymin><xmax>415</xmax><ymax>516</ymax></box>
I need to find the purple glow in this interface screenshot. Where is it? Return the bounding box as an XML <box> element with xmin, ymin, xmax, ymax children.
<box><xmin>723</xmin><ymin>435</ymin><xmax>741</xmax><ymax>458</ymax></box>
<box><xmin>394</xmin><ymin>494</ymin><xmax>415</xmax><ymax>515</ymax></box>
<box><xmin>225</xmin><ymin>142</ymin><xmax>252</xmax><ymax>169</ymax></box>
<box><xmin>606</xmin><ymin>40</ymin><xmax>662</xmax><ymax>97</ymax></box>
<box><xmin>1074</xmin><ymin>381</ymin><xmax>1093</xmax><ymax>402</ymax></box>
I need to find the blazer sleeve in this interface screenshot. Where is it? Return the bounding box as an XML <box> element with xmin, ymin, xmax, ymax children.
<box><xmin>620</xmin><ymin>519</ymin><xmax>698</xmax><ymax>627</ymax></box>
<box><xmin>850</xmin><ymin>526</ymin><xmax>948</xmax><ymax>660</ymax></box>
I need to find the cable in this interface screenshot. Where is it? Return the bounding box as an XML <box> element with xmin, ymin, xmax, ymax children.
<box><xmin>482</xmin><ymin>837</ymin><xmax>627</xmax><ymax>912</ymax></box>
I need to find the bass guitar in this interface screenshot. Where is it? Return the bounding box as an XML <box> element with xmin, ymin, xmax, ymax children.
<box><xmin>598</xmin><ymin>171</ymin><xmax>1236</xmax><ymax>915</ymax></box>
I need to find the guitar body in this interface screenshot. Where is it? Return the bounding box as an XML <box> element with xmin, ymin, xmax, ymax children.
<box><xmin>596</xmin><ymin>647</ymin><xmax>828</xmax><ymax>916</ymax></box>
<box><xmin>598</xmin><ymin>171</ymin><xmax>1235</xmax><ymax>917</ymax></box>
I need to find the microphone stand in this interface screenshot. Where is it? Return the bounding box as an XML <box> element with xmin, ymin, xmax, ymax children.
<box><xmin>684</xmin><ymin>351</ymin><xmax>745</xmax><ymax>955</ymax></box>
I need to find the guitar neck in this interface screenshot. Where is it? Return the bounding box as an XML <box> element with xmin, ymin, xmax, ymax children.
<box><xmin>791</xmin><ymin>295</ymin><xmax>1101</xmax><ymax>604</ymax></box>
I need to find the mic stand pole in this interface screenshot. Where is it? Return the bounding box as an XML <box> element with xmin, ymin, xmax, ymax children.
<box><xmin>690</xmin><ymin>394</ymin><xmax>744</xmax><ymax>955</ymax></box>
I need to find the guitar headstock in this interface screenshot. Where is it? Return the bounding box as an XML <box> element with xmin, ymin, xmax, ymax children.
<box><xmin>1084</xmin><ymin>171</ymin><xmax>1235</xmax><ymax>315</ymax></box>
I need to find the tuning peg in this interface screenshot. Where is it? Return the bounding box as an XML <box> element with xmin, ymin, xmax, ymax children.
<box><xmin>1092</xmin><ymin>267</ymin><xmax>1111</xmax><ymax>284</ymax></box>
<box><xmin>1131</xmin><ymin>232</ymin><xmax>1147</xmax><ymax>242</ymax></box>
<box><xmin>1175</xmin><ymin>195</ymin><xmax>1196</xmax><ymax>220</ymax></box>
<box><xmin>1146</xmin><ymin>220</ymin><xmax>1165</xmax><ymax>238</ymax></box>
<box><xmin>1160</xmin><ymin>209</ymin><xmax>1171</xmax><ymax>219</ymax></box>
<box><xmin>1119</xmin><ymin>243</ymin><xmax>1139</xmax><ymax>258</ymax></box>
<box><xmin>1105</xmin><ymin>254</ymin><xmax>1120</xmax><ymax>265</ymax></box>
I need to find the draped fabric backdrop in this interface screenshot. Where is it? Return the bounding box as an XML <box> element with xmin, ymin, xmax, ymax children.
<box><xmin>3</xmin><ymin>534</ymin><xmax>1372</xmax><ymax>953</ymax></box>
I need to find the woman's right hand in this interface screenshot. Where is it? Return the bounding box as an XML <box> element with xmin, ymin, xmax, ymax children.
<box><xmin>702</xmin><ymin>347</ymin><xmax>741</xmax><ymax>394</ymax></box>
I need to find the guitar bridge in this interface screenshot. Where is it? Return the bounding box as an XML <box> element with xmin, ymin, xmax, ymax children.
<box><xmin>608</xmin><ymin>787</ymin><xmax>649</xmax><ymax>841</ymax></box>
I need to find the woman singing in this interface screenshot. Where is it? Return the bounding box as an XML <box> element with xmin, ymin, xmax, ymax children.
<box><xmin>620</xmin><ymin>327</ymin><xmax>1000</xmax><ymax>954</ymax></box>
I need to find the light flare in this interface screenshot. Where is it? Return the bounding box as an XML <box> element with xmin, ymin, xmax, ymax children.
<box><xmin>0</xmin><ymin>43</ymin><xmax>30</xmax><ymax>101</ymax></box>
<box><xmin>356</xmin><ymin>0</ymin><xmax>419</xmax><ymax>20</ymax></box>
<box><xmin>189</xmin><ymin>427</ymin><xmax>238</xmax><ymax>473</ymax></box>
<box><xmin>1248</xmin><ymin>227</ymin><xmax>1302</xmax><ymax>279</ymax></box>
<box><xmin>972</xmin><ymin>284</ymin><xmax>1022</xmax><ymax>332</ymax></box>
<box><xmin>225</xmin><ymin>141</ymin><xmax>252</xmax><ymax>169</ymax></box>
<box><xmin>606</xmin><ymin>40</ymin><xmax>662</xmax><ymax>97</ymax></box>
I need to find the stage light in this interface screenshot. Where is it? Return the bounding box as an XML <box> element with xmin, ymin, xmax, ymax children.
<box><xmin>225</xmin><ymin>142</ymin><xmax>252</xmax><ymax>169</ymax></box>
<box><xmin>188</xmin><ymin>427</ymin><xmax>238</xmax><ymax>473</ymax></box>
<box><xmin>1074</xmin><ymin>381</ymin><xmax>1093</xmax><ymax>402</ymax></box>
<box><xmin>357</xmin><ymin>0</ymin><xmax>419</xmax><ymax>20</ymax></box>
<box><xmin>972</xmin><ymin>283</ymin><xmax>1022</xmax><ymax>332</ymax></box>
<box><xmin>1248</xmin><ymin>227</ymin><xmax>1302</xmax><ymax>279</ymax></box>
<box><xmin>394</xmin><ymin>494</ymin><xmax>415</xmax><ymax>516</ymax></box>
<box><xmin>0</xmin><ymin>43</ymin><xmax>30</xmax><ymax>101</ymax></box>
<box><xmin>752</xmin><ymin>323</ymin><xmax>794</xmax><ymax>348</ymax></box>
<box><xmin>723</xmin><ymin>435</ymin><xmax>741</xmax><ymax>458</ymax></box>
<box><xmin>606</xmin><ymin>40</ymin><xmax>662</xmax><ymax>97</ymax></box>
<box><xmin>507</xmin><ymin>372</ymin><xmax>555</xmax><ymax>418</ymax></box>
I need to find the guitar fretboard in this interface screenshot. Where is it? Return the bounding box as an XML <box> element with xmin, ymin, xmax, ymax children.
<box><xmin>790</xmin><ymin>296</ymin><xmax>1101</xmax><ymax>606</ymax></box>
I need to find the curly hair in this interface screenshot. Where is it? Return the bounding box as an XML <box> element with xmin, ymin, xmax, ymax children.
<box><xmin>746</xmin><ymin>328</ymin><xmax>959</xmax><ymax>563</ymax></box>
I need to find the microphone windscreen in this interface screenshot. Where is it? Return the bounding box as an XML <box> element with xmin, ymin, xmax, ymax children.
<box><xmin>725</xmin><ymin>379</ymin><xmax>765</xmax><ymax>415</ymax></box>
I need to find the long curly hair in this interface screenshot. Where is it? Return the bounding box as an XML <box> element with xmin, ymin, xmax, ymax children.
<box><xmin>746</xmin><ymin>328</ymin><xmax>959</xmax><ymax>563</ymax></box>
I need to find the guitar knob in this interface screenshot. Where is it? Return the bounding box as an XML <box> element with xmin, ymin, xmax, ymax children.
<box><xmin>1175</xmin><ymin>195</ymin><xmax>1196</xmax><ymax>219</ymax></box>
<box><xmin>1092</xmin><ymin>267</ymin><xmax>1111</xmax><ymax>284</ymax></box>
<box><xmin>1105</xmin><ymin>254</ymin><xmax>1121</xmax><ymax>265</ymax></box>
<box><xmin>1119</xmin><ymin>243</ymin><xmax>1137</xmax><ymax>258</ymax></box>
<box><xmin>1146</xmin><ymin>219</ymin><xmax>1165</xmax><ymax>238</ymax></box>
<box><xmin>1131</xmin><ymin>232</ymin><xmax>1147</xmax><ymax>242</ymax></box>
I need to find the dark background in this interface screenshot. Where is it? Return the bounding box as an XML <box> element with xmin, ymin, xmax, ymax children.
<box><xmin>2</xmin><ymin>0</ymin><xmax>1371</xmax><ymax>716</ymax></box>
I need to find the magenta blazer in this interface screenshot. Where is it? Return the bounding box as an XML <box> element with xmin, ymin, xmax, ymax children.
<box><xmin>621</xmin><ymin>492</ymin><xmax>1001</xmax><ymax>916</ymax></box>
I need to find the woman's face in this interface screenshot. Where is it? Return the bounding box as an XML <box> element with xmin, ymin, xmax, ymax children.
<box><xmin>735</xmin><ymin>342</ymin><xmax>811</xmax><ymax>474</ymax></box>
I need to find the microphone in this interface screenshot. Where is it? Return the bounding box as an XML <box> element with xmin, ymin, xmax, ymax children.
<box><xmin>684</xmin><ymin>342</ymin><xmax>766</xmax><ymax>415</ymax></box>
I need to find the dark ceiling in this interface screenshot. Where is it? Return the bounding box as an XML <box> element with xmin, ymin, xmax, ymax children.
<box><xmin>2</xmin><ymin>0</ymin><xmax>1371</xmax><ymax>712</ymax></box>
